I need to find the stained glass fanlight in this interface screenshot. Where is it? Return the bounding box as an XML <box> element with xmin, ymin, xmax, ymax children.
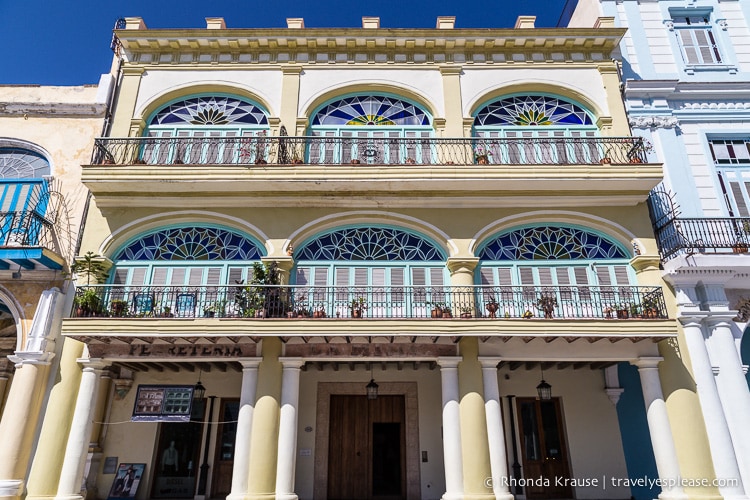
<box><xmin>149</xmin><ymin>96</ymin><xmax>269</xmax><ymax>126</ymax></box>
<box><xmin>296</xmin><ymin>227</ymin><xmax>444</xmax><ymax>261</ymax></box>
<box><xmin>0</xmin><ymin>147</ymin><xmax>50</xmax><ymax>179</ymax></box>
<box><xmin>312</xmin><ymin>95</ymin><xmax>430</xmax><ymax>126</ymax></box>
<box><xmin>479</xmin><ymin>226</ymin><xmax>628</xmax><ymax>261</ymax></box>
<box><xmin>474</xmin><ymin>96</ymin><xmax>594</xmax><ymax>127</ymax></box>
<box><xmin>115</xmin><ymin>226</ymin><xmax>264</xmax><ymax>261</ymax></box>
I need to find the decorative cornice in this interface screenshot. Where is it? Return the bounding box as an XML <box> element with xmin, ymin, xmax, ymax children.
<box><xmin>629</xmin><ymin>115</ymin><xmax>679</xmax><ymax>129</ymax></box>
<box><xmin>0</xmin><ymin>102</ymin><xmax>107</xmax><ymax>118</ymax></box>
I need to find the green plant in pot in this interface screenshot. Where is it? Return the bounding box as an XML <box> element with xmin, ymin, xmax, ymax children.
<box><xmin>71</xmin><ymin>251</ymin><xmax>110</xmax><ymax>316</ymax></box>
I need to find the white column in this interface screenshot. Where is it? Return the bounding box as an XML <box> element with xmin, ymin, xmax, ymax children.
<box><xmin>681</xmin><ymin>317</ymin><xmax>747</xmax><ymax>499</ymax></box>
<box><xmin>632</xmin><ymin>357</ymin><xmax>686</xmax><ymax>500</ymax></box>
<box><xmin>707</xmin><ymin>317</ymin><xmax>750</xmax><ymax>495</ymax></box>
<box><xmin>437</xmin><ymin>356</ymin><xmax>463</xmax><ymax>500</ymax></box>
<box><xmin>55</xmin><ymin>359</ymin><xmax>109</xmax><ymax>500</ymax></box>
<box><xmin>227</xmin><ymin>358</ymin><xmax>261</xmax><ymax>500</ymax></box>
<box><xmin>479</xmin><ymin>358</ymin><xmax>513</xmax><ymax>500</ymax></box>
<box><xmin>276</xmin><ymin>358</ymin><xmax>304</xmax><ymax>500</ymax></box>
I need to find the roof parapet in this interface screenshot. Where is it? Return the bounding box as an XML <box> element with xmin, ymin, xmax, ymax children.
<box><xmin>206</xmin><ymin>17</ymin><xmax>226</xmax><ymax>30</ymax></box>
<box><xmin>436</xmin><ymin>16</ymin><xmax>456</xmax><ymax>29</ymax></box>
<box><xmin>124</xmin><ymin>17</ymin><xmax>147</xmax><ymax>30</ymax></box>
<box><xmin>362</xmin><ymin>17</ymin><xmax>380</xmax><ymax>29</ymax></box>
<box><xmin>514</xmin><ymin>16</ymin><xmax>536</xmax><ymax>29</ymax></box>
<box><xmin>287</xmin><ymin>18</ymin><xmax>305</xmax><ymax>29</ymax></box>
<box><xmin>595</xmin><ymin>17</ymin><xmax>615</xmax><ymax>28</ymax></box>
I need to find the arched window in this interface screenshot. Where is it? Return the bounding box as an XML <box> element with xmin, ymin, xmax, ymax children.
<box><xmin>142</xmin><ymin>95</ymin><xmax>270</xmax><ymax>164</ymax></box>
<box><xmin>477</xmin><ymin>225</ymin><xmax>634</xmax><ymax>317</ymax></box>
<box><xmin>309</xmin><ymin>94</ymin><xmax>433</xmax><ymax>165</ymax></box>
<box><xmin>111</xmin><ymin>226</ymin><xmax>264</xmax><ymax>288</ymax></box>
<box><xmin>294</xmin><ymin>226</ymin><xmax>446</xmax><ymax>317</ymax></box>
<box><xmin>0</xmin><ymin>147</ymin><xmax>50</xmax><ymax>179</ymax></box>
<box><xmin>473</xmin><ymin>95</ymin><xmax>598</xmax><ymax>164</ymax></box>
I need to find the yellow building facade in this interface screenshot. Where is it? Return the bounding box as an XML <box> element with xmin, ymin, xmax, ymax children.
<box><xmin>6</xmin><ymin>14</ymin><xmax>723</xmax><ymax>500</ymax></box>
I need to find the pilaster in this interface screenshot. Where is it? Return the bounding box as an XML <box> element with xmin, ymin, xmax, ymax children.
<box><xmin>478</xmin><ymin>358</ymin><xmax>513</xmax><ymax>500</ymax></box>
<box><xmin>279</xmin><ymin>65</ymin><xmax>302</xmax><ymax>136</ymax></box>
<box><xmin>437</xmin><ymin>357</ymin><xmax>463</xmax><ymax>500</ymax></box>
<box><xmin>275</xmin><ymin>358</ymin><xmax>304</xmax><ymax>500</ymax></box>
<box><xmin>110</xmin><ymin>66</ymin><xmax>145</xmax><ymax>137</ymax></box>
<box><xmin>598</xmin><ymin>64</ymin><xmax>629</xmax><ymax>136</ymax></box>
<box><xmin>227</xmin><ymin>359</ymin><xmax>261</xmax><ymax>500</ymax></box>
<box><xmin>439</xmin><ymin>65</ymin><xmax>464</xmax><ymax>137</ymax></box>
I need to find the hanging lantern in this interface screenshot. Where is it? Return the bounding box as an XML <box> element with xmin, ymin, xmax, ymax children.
<box><xmin>193</xmin><ymin>372</ymin><xmax>206</xmax><ymax>401</ymax></box>
<box><xmin>366</xmin><ymin>378</ymin><xmax>379</xmax><ymax>400</ymax></box>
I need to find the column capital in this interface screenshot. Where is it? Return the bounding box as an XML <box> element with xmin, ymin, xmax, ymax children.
<box><xmin>704</xmin><ymin>313</ymin><xmax>739</xmax><ymax>329</ymax></box>
<box><xmin>437</xmin><ymin>356</ymin><xmax>461</xmax><ymax>369</ymax></box>
<box><xmin>439</xmin><ymin>65</ymin><xmax>463</xmax><ymax>75</ymax></box>
<box><xmin>239</xmin><ymin>357</ymin><xmax>262</xmax><ymax>370</ymax></box>
<box><xmin>631</xmin><ymin>356</ymin><xmax>663</xmax><ymax>370</ymax></box>
<box><xmin>446</xmin><ymin>257</ymin><xmax>479</xmax><ymax>275</ymax></box>
<box><xmin>677</xmin><ymin>312</ymin><xmax>711</xmax><ymax>327</ymax></box>
<box><xmin>280</xmin><ymin>64</ymin><xmax>303</xmax><ymax>75</ymax></box>
<box><xmin>77</xmin><ymin>358</ymin><xmax>111</xmax><ymax>372</ymax></box>
<box><xmin>279</xmin><ymin>357</ymin><xmax>305</xmax><ymax>370</ymax></box>
<box><xmin>8</xmin><ymin>351</ymin><xmax>55</xmax><ymax>367</ymax></box>
<box><xmin>478</xmin><ymin>357</ymin><xmax>502</xmax><ymax>369</ymax></box>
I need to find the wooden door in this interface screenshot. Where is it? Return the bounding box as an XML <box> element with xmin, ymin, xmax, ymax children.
<box><xmin>211</xmin><ymin>399</ymin><xmax>239</xmax><ymax>498</ymax></box>
<box><xmin>328</xmin><ymin>395</ymin><xmax>405</xmax><ymax>500</ymax></box>
<box><xmin>516</xmin><ymin>398</ymin><xmax>572</xmax><ymax>499</ymax></box>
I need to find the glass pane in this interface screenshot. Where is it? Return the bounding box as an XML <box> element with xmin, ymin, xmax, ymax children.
<box><xmin>540</xmin><ymin>401</ymin><xmax>562</xmax><ymax>460</ymax></box>
<box><xmin>520</xmin><ymin>402</ymin><xmax>541</xmax><ymax>461</ymax></box>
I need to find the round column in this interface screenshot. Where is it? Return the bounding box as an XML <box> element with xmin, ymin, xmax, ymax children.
<box><xmin>227</xmin><ymin>358</ymin><xmax>261</xmax><ymax>500</ymax></box>
<box><xmin>437</xmin><ymin>357</ymin><xmax>463</xmax><ymax>500</ymax></box>
<box><xmin>632</xmin><ymin>357</ymin><xmax>686</xmax><ymax>500</ymax></box>
<box><xmin>275</xmin><ymin>358</ymin><xmax>304</xmax><ymax>500</ymax></box>
<box><xmin>54</xmin><ymin>359</ymin><xmax>108</xmax><ymax>500</ymax></box>
<box><xmin>246</xmin><ymin>338</ymin><xmax>282</xmax><ymax>500</ymax></box>
<box><xmin>478</xmin><ymin>358</ymin><xmax>513</xmax><ymax>500</ymax></box>
<box><xmin>680</xmin><ymin>317</ymin><xmax>747</xmax><ymax>499</ymax></box>
<box><xmin>707</xmin><ymin>317</ymin><xmax>750</xmax><ymax>494</ymax></box>
<box><xmin>0</xmin><ymin>355</ymin><xmax>52</xmax><ymax>500</ymax></box>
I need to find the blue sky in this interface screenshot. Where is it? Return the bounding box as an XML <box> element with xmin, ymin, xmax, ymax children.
<box><xmin>0</xmin><ymin>0</ymin><xmax>568</xmax><ymax>86</ymax></box>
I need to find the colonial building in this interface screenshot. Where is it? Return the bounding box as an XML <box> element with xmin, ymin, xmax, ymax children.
<box><xmin>25</xmin><ymin>14</ymin><xmax>717</xmax><ymax>500</ymax></box>
<box><xmin>0</xmin><ymin>83</ymin><xmax>109</xmax><ymax>498</ymax></box>
<box><xmin>570</xmin><ymin>0</ymin><xmax>750</xmax><ymax>498</ymax></box>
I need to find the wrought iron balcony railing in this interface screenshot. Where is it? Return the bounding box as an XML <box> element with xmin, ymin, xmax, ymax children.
<box><xmin>71</xmin><ymin>284</ymin><xmax>667</xmax><ymax>320</ymax></box>
<box><xmin>0</xmin><ymin>211</ymin><xmax>55</xmax><ymax>249</ymax></box>
<box><xmin>92</xmin><ymin>136</ymin><xmax>649</xmax><ymax>167</ymax></box>
<box><xmin>654</xmin><ymin>217</ymin><xmax>750</xmax><ymax>260</ymax></box>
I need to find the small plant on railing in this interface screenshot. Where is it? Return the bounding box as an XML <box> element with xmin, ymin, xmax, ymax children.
<box><xmin>485</xmin><ymin>298</ymin><xmax>499</xmax><ymax>318</ymax></box>
<box><xmin>474</xmin><ymin>145</ymin><xmax>492</xmax><ymax>165</ymax></box>
<box><xmin>641</xmin><ymin>296</ymin><xmax>661</xmax><ymax>319</ymax></box>
<box><xmin>204</xmin><ymin>300</ymin><xmax>226</xmax><ymax>318</ymax></box>
<box><xmin>71</xmin><ymin>251</ymin><xmax>110</xmax><ymax>285</ymax></box>
<box><xmin>625</xmin><ymin>138</ymin><xmax>654</xmax><ymax>163</ymax></box>
<box><xmin>441</xmin><ymin>306</ymin><xmax>453</xmax><ymax>318</ymax></box>
<box><xmin>349</xmin><ymin>297</ymin><xmax>367</xmax><ymax>318</ymax></box>
<box><xmin>427</xmin><ymin>301</ymin><xmax>445</xmax><ymax>318</ymax></box>
<box><xmin>604</xmin><ymin>306</ymin><xmax>614</xmax><ymax>319</ymax></box>
<box><xmin>460</xmin><ymin>306</ymin><xmax>473</xmax><ymax>319</ymax></box>
<box><xmin>313</xmin><ymin>303</ymin><xmax>327</xmax><ymax>319</ymax></box>
<box><xmin>523</xmin><ymin>310</ymin><xmax>534</xmax><ymax>319</ymax></box>
<box><xmin>536</xmin><ymin>295</ymin><xmax>558</xmax><ymax>319</ymax></box>
<box><xmin>75</xmin><ymin>288</ymin><xmax>104</xmax><ymax>317</ymax></box>
<box><xmin>158</xmin><ymin>305</ymin><xmax>174</xmax><ymax>318</ymax></box>
<box><xmin>616</xmin><ymin>303</ymin><xmax>630</xmax><ymax>319</ymax></box>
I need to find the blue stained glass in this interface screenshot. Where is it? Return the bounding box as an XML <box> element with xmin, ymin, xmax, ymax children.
<box><xmin>150</xmin><ymin>96</ymin><xmax>269</xmax><ymax>126</ymax></box>
<box><xmin>297</xmin><ymin>227</ymin><xmax>444</xmax><ymax>261</ymax></box>
<box><xmin>312</xmin><ymin>95</ymin><xmax>430</xmax><ymax>126</ymax></box>
<box><xmin>0</xmin><ymin>148</ymin><xmax>50</xmax><ymax>179</ymax></box>
<box><xmin>116</xmin><ymin>227</ymin><xmax>263</xmax><ymax>261</ymax></box>
<box><xmin>480</xmin><ymin>226</ymin><xmax>627</xmax><ymax>260</ymax></box>
<box><xmin>474</xmin><ymin>96</ymin><xmax>593</xmax><ymax>127</ymax></box>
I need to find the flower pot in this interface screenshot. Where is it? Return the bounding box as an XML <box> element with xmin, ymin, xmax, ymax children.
<box><xmin>351</xmin><ymin>159</ymin><xmax>361</xmax><ymax>165</ymax></box>
<box><xmin>616</xmin><ymin>309</ymin><xmax>629</xmax><ymax>319</ymax></box>
<box><xmin>204</xmin><ymin>311</ymin><xmax>215</xmax><ymax>318</ymax></box>
<box><xmin>351</xmin><ymin>309</ymin><xmax>363</xmax><ymax>318</ymax></box>
<box><xmin>313</xmin><ymin>310</ymin><xmax>326</xmax><ymax>319</ymax></box>
<box><xmin>629</xmin><ymin>157</ymin><xmax>643</xmax><ymax>164</ymax></box>
<box><xmin>287</xmin><ymin>311</ymin><xmax>298</xmax><ymax>318</ymax></box>
<box><xmin>486</xmin><ymin>303</ymin><xmax>499</xmax><ymax>318</ymax></box>
<box><xmin>476</xmin><ymin>155</ymin><xmax>489</xmax><ymax>165</ymax></box>
<box><xmin>255</xmin><ymin>309</ymin><xmax>267</xmax><ymax>318</ymax></box>
<box><xmin>600</xmin><ymin>157</ymin><xmax>612</xmax><ymax>164</ymax></box>
<box><xmin>460</xmin><ymin>312</ymin><xmax>472</xmax><ymax>319</ymax></box>
<box><xmin>431</xmin><ymin>309</ymin><xmax>443</xmax><ymax>318</ymax></box>
<box><xmin>733</xmin><ymin>243</ymin><xmax>748</xmax><ymax>253</ymax></box>
<box><xmin>442</xmin><ymin>311</ymin><xmax>453</xmax><ymax>318</ymax></box>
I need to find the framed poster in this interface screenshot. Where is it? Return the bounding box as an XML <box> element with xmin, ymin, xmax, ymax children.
<box><xmin>107</xmin><ymin>463</ymin><xmax>145</xmax><ymax>500</ymax></box>
<box><xmin>132</xmin><ymin>385</ymin><xmax>194</xmax><ymax>422</ymax></box>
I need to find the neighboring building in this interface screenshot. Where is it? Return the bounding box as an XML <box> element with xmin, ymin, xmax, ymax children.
<box><xmin>22</xmin><ymin>14</ymin><xmax>715</xmax><ymax>500</ymax></box>
<box><xmin>569</xmin><ymin>0</ymin><xmax>750</xmax><ymax>498</ymax></box>
<box><xmin>0</xmin><ymin>83</ymin><xmax>109</xmax><ymax>498</ymax></box>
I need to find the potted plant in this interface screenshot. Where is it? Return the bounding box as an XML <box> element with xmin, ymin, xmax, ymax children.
<box><xmin>75</xmin><ymin>288</ymin><xmax>103</xmax><ymax>317</ymax></box>
<box><xmin>536</xmin><ymin>294</ymin><xmax>558</xmax><ymax>319</ymax></box>
<box><xmin>641</xmin><ymin>297</ymin><xmax>660</xmax><ymax>319</ymax></box>
<box><xmin>616</xmin><ymin>303</ymin><xmax>630</xmax><ymax>319</ymax></box>
<box><xmin>485</xmin><ymin>298</ymin><xmax>499</xmax><ymax>318</ymax></box>
<box><xmin>313</xmin><ymin>304</ymin><xmax>327</xmax><ymax>319</ymax></box>
<box><xmin>349</xmin><ymin>297</ymin><xmax>367</xmax><ymax>318</ymax></box>
<box><xmin>204</xmin><ymin>300</ymin><xmax>225</xmax><ymax>318</ymax></box>
<box><xmin>428</xmin><ymin>301</ymin><xmax>444</xmax><ymax>318</ymax></box>
<box><xmin>523</xmin><ymin>310</ymin><xmax>534</xmax><ymax>319</ymax></box>
<box><xmin>627</xmin><ymin>138</ymin><xmax>654</xmax><ymax>163</ymax></box>
<box><xmin>474</xmin><ymin>145</ymin><xmax>491</xmax><ymax>165</ymax></box>
<box><xmin>460</xmin><ymin>307</ymin><xmax>473</xmax><ymax>319</ymax></box>
<box><xmin>110</xmin><ymin>299</ymin><xmax>128</xmax><ymax>317</ymax></box>
<box><xmin>629</xmin><ymin>302</ymin><xmax>641</xmax><ymax>318</ymax></box>
<box><xmin>441</xmin><ymin>306</ymin><xmax>453</xmax><ymax>318</ymax></box>
<box><xmin>604</xmin><ymin>306</ymin><xmax>614</xmax><ymax>319</ymax></box>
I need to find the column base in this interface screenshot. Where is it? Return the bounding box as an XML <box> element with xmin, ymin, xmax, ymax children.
<box><xmin>442</xmin><ymin>494</ymin><xmax>463</xmax><ymax>500</ymax></box>
<box><xmin>657</xmin><ymin>491</ymin><xmax>688</xmax><ymax>500</ymax></box>
<box><xmin>493</xmin><ymin>493</ymin><xmax>515</xmax><ymax>500</ymax></box>
<box><xmin>462</xmin><ymin>494</ymin><xmax>499</xmax><ymax>500</ymax></box>
<box><xmin>53</xmin><ymin>495</ymin><xmax>84</xmax><ymax>500</ymax></box>
<box><xmin>275</xmin><ymin>494</ymin><xmax>298</xmax><ymax>500</ymax></box>
<box><xmin>0</xmin><ymin>480</ymin><xmax>24</xmax><ymax>500</ymax></box>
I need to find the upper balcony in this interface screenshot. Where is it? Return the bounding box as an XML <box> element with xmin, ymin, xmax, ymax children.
<box><xmin>84</xmin><ymin>136</ymin><xmax>663</xmax><ymax>208</ymax></box>
<box><xmin>654</xmin><ymin>217</ymin><xmax>750</xmax><ymax>260</ymax></box>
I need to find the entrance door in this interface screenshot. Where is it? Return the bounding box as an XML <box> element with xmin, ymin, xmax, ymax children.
<box><xmin>516</xmin><ymin>398</ymin><xmax>572</xmax><ymax>499</ymax></box>
<box><xmin>211</xmin><ymin>399</ymin><xmax>239</xmax><ymax>498</ymax></box>
<box><xmin>328</xmin><ymin>395</ymin><xmax>406</xmax><ymax>500</ymax></box>
<box><xmin>151</xmin><ymin>421</ymin><xmax>204</xmax><ymax>498</ymax></box>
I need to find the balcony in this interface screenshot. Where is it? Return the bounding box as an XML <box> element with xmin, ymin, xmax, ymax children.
<box><xmin>0</xmin><ymin>211</ymin><xmax>65</xmax><ymax>270</ymax></box>
<box><xmin>654</xmin><ymin>217</ymin><xmax>750</xmax><ymax>260</ymax></box>
<box><xmin>70</xmin><ymin>284</ymin><xmax>667</xmax><ymax>320</ymax></box>
<box><xmin>84</xmin><ymin>136</ymin><xmax>662</xmax><ymax>208</ymax></box>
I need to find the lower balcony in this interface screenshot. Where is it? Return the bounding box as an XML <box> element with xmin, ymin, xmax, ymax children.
<box><xmin>70</xmin><ymin>284</ymin><xmax>668</xmax><ymax>321</ymax></box>
<box><xmin>655</xmin><ymin>217</ymin><xmax>750</xmax><ymax>260</ymax></box>
<box><xmin>0</xmin><ymin>211</ymin><xmax>65</xmax><ymax>270</ymax></box>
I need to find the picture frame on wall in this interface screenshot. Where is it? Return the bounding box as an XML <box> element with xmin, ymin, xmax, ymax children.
<box><xmin>107</xmin><ymin>463</ymin><xmax>145</xmax><ymax>500</ymax></box>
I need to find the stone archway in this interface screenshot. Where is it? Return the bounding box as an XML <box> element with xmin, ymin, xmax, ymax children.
<box><xmin>0</xmin><ymin>299</ymin><xmax>19</xmax><ymax>416</ymax></box>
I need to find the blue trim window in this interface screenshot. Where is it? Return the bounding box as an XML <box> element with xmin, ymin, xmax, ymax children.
<box><xmin>671</xmin><ymin>14</ymin><xmax>722</xmax><ymax>66</ymax></box>
<box><xmin>0</xmin><ymin>148</ymin><xmax>50</xmax><ymax>179</ymax></box>
<box><xmin>296</xmin><ymin>227</ymin><xmax>444</xmax><ymax>261</ymax></box>
<box><xmin>143</xmin><ymin>95</ymin><xmax>270</xmax><ymax>164</ymax></box>
<box><xmin>710</xmin><ymin>138</ymin><xmax>750</xmax><ymax>217</ymax></box>
<box><xmin>473</xmin><ymin>95</ymin><xmax>598</xmax><ymax>164</ymax></box>
<box><xmin>309</xmin><ymin>94</ymin><xmax>434</xmax><ymax>165</ymax></box>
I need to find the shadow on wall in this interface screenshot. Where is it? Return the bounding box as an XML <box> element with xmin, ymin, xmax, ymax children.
<box><xmin>616</xmin><ymin>362</ymin><xmax>661</xmax><ymax>500</ymax></box>
<box><xmin>742</xmin><ymin>327</ymin><xmax>750</xmax><ymax>390</ymax></box>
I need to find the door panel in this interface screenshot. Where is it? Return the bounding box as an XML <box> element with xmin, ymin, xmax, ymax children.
<box><xmin>517</xmin><ymin>398</ymin><xmax>572</xmax><ymax>499</ymax></box>
<box><xmin>211</xmin><ymin>399</ymin><xmax>239</xmax><ymax>498</ymax></box>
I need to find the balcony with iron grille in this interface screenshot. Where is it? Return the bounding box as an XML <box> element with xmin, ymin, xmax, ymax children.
<box><xmin>84</xmin><ymin>136</ymin><xmax>663</xmax><ymax>208</ymax></box>
<box><xmin>63</xmin><ymin>284</ymin><xmax>675</xmax><ymax>347</ymax></box>
<box><xmin>0</xmin><ymin>210</ymin><xmax>65</xmax><ymax>271</ymax></box>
